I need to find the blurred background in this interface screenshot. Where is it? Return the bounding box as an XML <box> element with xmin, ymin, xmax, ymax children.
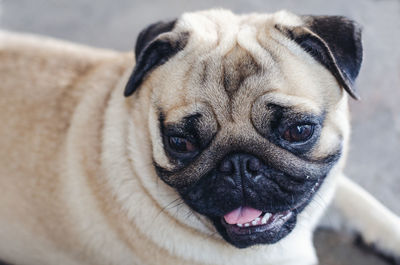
<box><xmin>1</xmin><ymin>0</ymin><xmax>399</xmax><ymax>264</ymax></box>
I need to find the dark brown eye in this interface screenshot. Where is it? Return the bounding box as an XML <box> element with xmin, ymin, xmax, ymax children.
<box><xmin>168</xmin><ymin>136</ymin><xmax>197</xmax><ymax>153</ymax></box>
<box><xmin>282</xmin><ymin>124</ymin><xmax>314</xmax><ymax>143</ymax></box>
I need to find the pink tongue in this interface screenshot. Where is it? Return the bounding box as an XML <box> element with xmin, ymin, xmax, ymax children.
<box><xmin>223</xmin><ymin>206</ymin><xmax>263</xmax><ymax>224</ymax></box>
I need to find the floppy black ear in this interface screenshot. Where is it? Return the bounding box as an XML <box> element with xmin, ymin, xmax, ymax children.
<box><xmin>278</xmin><ymin>16</ymin><xmax>363</xmax><ymax>100</ymax></box>
<box><xmin>124</xmin><ymin>19</ymin><xmax>188</xmax><ymax>97</ymax></box>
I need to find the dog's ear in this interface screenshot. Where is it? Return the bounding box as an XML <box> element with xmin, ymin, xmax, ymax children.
<box><xmin>277</xmin><ymin>16</ymin><xmax>363</xmax><ymax>100</ymax></box>
<box><xmin>124</xmin><ymin>20</ymin><xmax>189</xmax><ymax>97</ymax></box>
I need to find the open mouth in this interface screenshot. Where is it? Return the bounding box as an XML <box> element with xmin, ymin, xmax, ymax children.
<box><xmin>221</xmin><ymin>207</ymin><xmax>294</xmax><ymax>235</ymax></box>
<box><xmin>215</xmin><ymin>206</ymin><xmax>297</xmax><ymax>248</ymax></box>
<box><xmin>213</xmin><ymin>178</ymin><xmax>323</xmax><ymax>247</ymax></box>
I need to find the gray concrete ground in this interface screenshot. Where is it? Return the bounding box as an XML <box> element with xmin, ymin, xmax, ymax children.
<box><xmin>1</xmin><ymin>0</ymin><xmax>399</xmax><ymax>264</ymax></box>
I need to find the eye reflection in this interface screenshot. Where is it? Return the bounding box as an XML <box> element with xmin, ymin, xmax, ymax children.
<box><xmin>282</xmin><ymin>124</ymin><xmax>314</xmax><ymax>143</ymax></box>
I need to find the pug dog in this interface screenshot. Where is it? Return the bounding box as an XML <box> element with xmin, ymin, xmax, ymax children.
<box><xmin>0</xmin><ymin>8</ymin><xmax>399</xmax><ymax>265</ymax></box>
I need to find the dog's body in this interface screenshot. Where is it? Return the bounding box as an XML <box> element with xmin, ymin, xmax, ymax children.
<box><xmin>0</xmin><ymin>9</ymin><xmax>399</xmax><ymax>265</ymax></box>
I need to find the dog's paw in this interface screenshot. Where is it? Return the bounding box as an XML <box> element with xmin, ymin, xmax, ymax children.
<box><xmin>355</xmin><ymin>234</ymin><xmax>400</xmax><ymax>265</ymax></box>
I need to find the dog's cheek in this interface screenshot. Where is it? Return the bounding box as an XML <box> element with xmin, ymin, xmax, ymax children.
<box><xmin>148</xmin><ymin>105</ymin><xmax>176</xmax><ymax>171</ymax></box>
<box><xmin>309</xmin><ymin>101</ymin><xmax>349</xmax><ymax>160</ymax></box>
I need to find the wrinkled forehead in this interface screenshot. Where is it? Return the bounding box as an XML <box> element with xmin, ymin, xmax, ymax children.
<box><xmin>175</xmin><ymin>9</ymin><xmax>303</xmax><ymax>52</ymax></box>
<box><xmin>156</xmin><ymin>10</ymin><xmax>338</xmax><ymax>124</ymax></box>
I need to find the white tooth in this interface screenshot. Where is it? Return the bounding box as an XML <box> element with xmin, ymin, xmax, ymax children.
<box><xmin>251</xmin><ymin>220</ymin><xmax>257</xmax><ymax>225</ymax></box>
<box><xmin>262</xmin><ymin>213</ymin><xmax>272</xmax><ymax>224</ymax></box>
<box><xmin>255</xmin><ymin>217</ymin><xmax>261</xmax><ymax>222</ymax></box>
<box><xmin>244</xmin><ymin>223</ymin><xmax>250</xmax><ymax>227</ymax></box>
<box><xmin>237</xmin><ymin>223</ymin><xmax>243</xmax><ymax>227</ymax></box>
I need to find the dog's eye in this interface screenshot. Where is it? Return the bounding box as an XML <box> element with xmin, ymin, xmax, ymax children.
<box><xmin>282</xmin><ymin>124</ymin><xmax>314</xmax><ymax>143</ymax></box>
<box><xmin>168</xmin><ymin>136</ymin><xmax>197</xmax><ymax>153</ymax></box>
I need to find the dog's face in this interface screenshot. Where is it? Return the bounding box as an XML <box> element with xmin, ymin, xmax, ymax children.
<box><xmin>124</xmin><ymin>10</ymin><xmax>362</xmax><ymax>248</ymax></box>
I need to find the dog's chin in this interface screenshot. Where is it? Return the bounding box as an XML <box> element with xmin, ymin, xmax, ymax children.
<box><xmin>212</xmin><ymin>210</ymin><xmax>297</xmax><ymax>248</ymax></box>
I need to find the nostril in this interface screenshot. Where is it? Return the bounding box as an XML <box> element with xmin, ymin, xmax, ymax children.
<box><xmin>219</xmin><ymin>159</ymin><xmax>233</xmax><ymax>174</ymax></box>
<box><xmin>247</xmin><ymin>158</ymin><xmax>261</xmax><ymax>173</ymax></box>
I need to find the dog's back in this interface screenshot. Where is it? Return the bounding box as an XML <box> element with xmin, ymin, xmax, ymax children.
<box><xmin>0</xmin><ymin>31</ymin><xmax>130</xmax><ymax>265</ymax></box>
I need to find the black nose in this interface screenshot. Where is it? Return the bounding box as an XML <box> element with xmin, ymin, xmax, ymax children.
<box><xmin>219</xmin><ymin>153</ymin><xmax>262</xmax><ymax>179</ymax></box>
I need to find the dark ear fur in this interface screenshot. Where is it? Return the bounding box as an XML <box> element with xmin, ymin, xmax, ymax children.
<box><xmin>278</xmin><ymin>16</ymin><xmax>363</xmax><ymax>99</ymax></box>
<box><xmin>124</xmin><ymin>19</ymin><xmax>188</xmax><ymax>97</ymax></box>
<box><xmin>134</xmin><ymin>20</ymin><xmax>177</xmax><ymax>59</ymax></box>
